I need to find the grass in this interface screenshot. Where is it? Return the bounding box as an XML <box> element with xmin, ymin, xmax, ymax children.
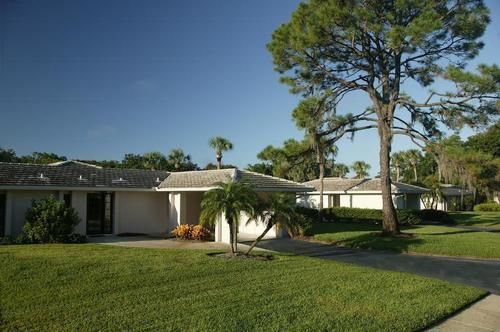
<box><xmin>450</xmin><ymin>211</ymin><xmax>500</xmax><ymax>229</ymax></box>
<box><xmin>310</xmin><ymin>223</ymin><xmax>500</xmax><ymax>259</ymax></box>
<box><xmin>0</xmin><ymin>244</ymin><xmax>484</xmax><ymax>331</ymax></box>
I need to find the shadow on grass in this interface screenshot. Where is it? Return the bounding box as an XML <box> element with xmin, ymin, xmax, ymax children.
<box><xmin>331</xmin><ymin>232</ymin><xmax>425</xmax><ymax>253</ymax></box>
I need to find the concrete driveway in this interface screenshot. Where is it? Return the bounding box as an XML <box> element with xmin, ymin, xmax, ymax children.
<box><xmin>250</xmin><ymin>238</ymin><xmax>500</xmax><ymax>295</ymax></box>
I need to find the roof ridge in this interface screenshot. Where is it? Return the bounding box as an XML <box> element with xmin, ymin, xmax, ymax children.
<box><xmin>240</xmin><ymin>169</ymin><xmax>310</xmax><ymax>186</ymax></box>
<box><xmin>168</xmin><ymin>168</ymin><xmax>235</xmax><ymax>175</ymax></box>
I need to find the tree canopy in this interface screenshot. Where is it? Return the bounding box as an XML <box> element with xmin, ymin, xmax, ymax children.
<box><xmin>268</xmin><ymin>0</ymin><xmax>499</xmax><ymax>235</ymax></box>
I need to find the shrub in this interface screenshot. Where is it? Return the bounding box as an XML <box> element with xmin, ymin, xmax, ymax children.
<box><xmin>296</xmin><ymin>206</ymin><xmax>422</xmax><ymax>225</ymax></box>
<box><xmin>294</xmin><ymin>206</ymin><xmax>319</xmax><ymax>236</ymax></box>
<box><xmin>22</xmin><ymin>196</ymin><xmax>81</xmax><ymax>244</ymax></box>
<box><xmin>416</xmin><ymin>209</ymin><xmax>455</xmax><ymax>224</ymax></box>
<box><xmin>473</xmin><ymin>203</ymin><xmax>500</xmax><ymax>212</ymax></box>
<box><xmin>171</xmin><ymin>224</ymin><xmax>211</xmax><ymax>240</ymax></box>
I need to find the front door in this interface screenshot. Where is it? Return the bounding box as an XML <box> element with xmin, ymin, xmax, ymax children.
<box><xmin>86</xmin><ymin>193</ymin><xmax>113</xmax><ymax>235</ymax></box>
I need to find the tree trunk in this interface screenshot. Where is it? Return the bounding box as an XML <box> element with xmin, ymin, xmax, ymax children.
<box><xmin>378</xmin><ymin>124</ymin><xmax>400</xmax><ymax>235</ymax></box>
<box><xmin>413</xmin><ymin>165</ymin><xmax>418</xmax><ymax>182</ymax></box>
<box><xmin>396</xmin><ymin>165</ymin><xmax>400</xmax><ymax>182</ymax></box>
<box><xmin>232</xmin><ymin>220</ymin><xmax>238</xmax><ymax>253</ymax></box>
<box><xmin>228</xmin><ymin>221</ymin><xmax>235</xmax><ymax>254</ymax></box>
<box><xmin>246</xmin><ymin>222</ymin><xmax>273</xmax><ymax>255</ymax></box>
<box><xmin>216</xmin><ymin>154</ymin><xmax>222</xmax><ymax>170</ymax></box>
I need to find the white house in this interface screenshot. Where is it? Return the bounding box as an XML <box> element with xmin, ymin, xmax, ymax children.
<box><xmin>298</xmin><ymin>177</ymin><xmax>429</xmax><ymax>210</ymax></box>
<box><xmin>0</xmin><ymin>161</ymin><xmax>313</xmax><ymax>243</ymax></box>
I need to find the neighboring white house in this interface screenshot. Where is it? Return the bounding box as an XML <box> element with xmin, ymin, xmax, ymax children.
<box><xmin>298</xmin><ymin>177</ymin><xmax>429</xmax><ymax>210</ymax></box>
<box><xmin>434</xmin><ymin>184</ymin><xmax>473</xmax><ymax>211</ymax></box>
<box><xmin>0</xmin><ymin>161</ymin><xmax>313</xmax><ymax>243</ymax></box>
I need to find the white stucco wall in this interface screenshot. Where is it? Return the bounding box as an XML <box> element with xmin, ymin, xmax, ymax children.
<box><xmin>114</xmin><ymin>191</ymin><xmax>169</xmax><ymax>235</ymax></box>
<box><xmin>8</xmin><ymin>190</ymin><xmax>58</xmax><ymax>236</ymax></box>
<box><xmin>299</xmin><ymin>193</ymin><xmax>422</xmax><ymax>210</ymax></box>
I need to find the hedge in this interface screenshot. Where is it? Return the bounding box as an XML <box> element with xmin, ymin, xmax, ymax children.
<box><xmin>296</xmin><ymin>206</ymin><xmax>453</xmax><ymax>226</ymax></box>
<box><xmin>473</xmin><ymin>203</ymin><xmax>500</xmax><ymax>212</ymax></box>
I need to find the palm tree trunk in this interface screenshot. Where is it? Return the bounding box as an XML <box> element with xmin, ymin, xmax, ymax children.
<box><xmin>232</xmin><ymin>220</ymin><xmax>238</xmax><ymax>253</ymax></box>
<box><xmin>227</xmin><ymin>219</ymin><xmax>235</xmax><ymax>254</ymax></box>
<box><xmin>216</xmin><ymin>154</ymin><xmax>222</xmax><ymax>170</ymax></box>
<box><xmin>245</xmin><ymin>223</ymin><xmax>273</xmax><ymax>255</ymax></box>
<box><xmin>396</xmin><ymin>165</ymin><xmax>400</xmax><ymax>182</ymax></box>
<box><xmin>413</xmin><ymin>165</ymin><xmax>418</xmax><ymax>182</ymax></box>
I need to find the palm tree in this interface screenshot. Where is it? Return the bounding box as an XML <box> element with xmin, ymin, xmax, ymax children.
<box><xmin>391</xmin><ymin>151</ymin><xmax>406</xmax><ymax>182</ymax></box>
<box><xmin>331</xmin><ymin>163</ymin><xmax>349</xmax><ymax>178</ymax></box>
<box><xmin>143</xmin><ymin>151</ymin><xmax>166</xmax><ymax>170</ymax></box>
<box><xmin>405</xmin><ymin>149</ymin><xmax>422</xmax><ymax>182</ymax></box>
<box><xmin>245</xmin><ymin>193</ymin><xmax>300</xmax><ymax>255</ymax></box>
<box><xmin>200</xmin><ymin>182</ymin><xmax>258</xmax><ymax>255</ymax></box>
<box><xmin>351</xmin><ymin>161</ymin><xmax>371</xmax><ymax>179</ymax></box>
<box><xmin>167</xmin><ymin>148</ymin><xmax>190</xmax><ymax>171</ymax></box>
<box><xmin>208</xmin><ymin>137</ymin><xmax>233</xmax><ymax>169</ymax></box>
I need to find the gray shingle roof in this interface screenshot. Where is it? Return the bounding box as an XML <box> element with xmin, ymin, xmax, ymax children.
<box><xmin>0</xmin><ymin>162</ymin><xmax>168</xmax><ymax>189</ymax></box>
<box><xmin>0</xmin><ymin>162</ymin><xmax>313</xmax><ymax>192</ymax></box>
<box><xmin>158</xmin><ymin>169</ymin><xmax>234</xmax><ymax>189</ymax></box>
<box><xmin>158</xmin><ymin>169</ymin><xmax>313</xmax><ymax>192</ymax></box>
<box><xmin>439</xmin><ymin>184</ymin><xmax>473</xmax><ymax>197</ymax></box>
<box><xmin>303</xmin><ymin>177</ymin><xmax>430</xmax><ymax>194</ymax></box>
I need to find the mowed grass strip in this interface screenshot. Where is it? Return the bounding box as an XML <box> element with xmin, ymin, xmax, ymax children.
<box><xmin>0</xmin><ymin>244</ymin><xmax>484</xmax><ymax>331</ymax></box>
<box><xmin>450</xmin><ymin>211</ymin><xmax>500</xmax><ymax>229</ymax></box>
<box><xmin>311</xmin><ymin>223</ymin><xmax>500</xmax><ymax>259</ymax></box>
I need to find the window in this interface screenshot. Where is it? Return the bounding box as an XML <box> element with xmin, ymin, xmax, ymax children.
<box><xmin>328</xmin><ymin>194</ymin><xmax>340</xmax><ymax>207</ymax></box>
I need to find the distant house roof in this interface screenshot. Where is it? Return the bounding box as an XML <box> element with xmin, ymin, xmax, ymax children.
<box><xmin>303</xmin><ymin>177</ymin><xmax>430</xmax><ymax>194</ymax></box>
<box><xmin>0</xmin><ymin>162</ymin><xmax>168</xmax><ymax>190</ymax></box>
<box><xmin>440</xmin><ymin>184</ymin><xmax>473</xmax><ymax>197</ymax></box>
<box><xmin>48</xmin><ymin>160</ymin><xmax>103</xmax><ymax>169</ymax></box>
<box><xmin>158</xmin><ymin>169</ymin><xmax>313</xmax><ymax>192</ymax></box>
<box><xmin>0</xmin><ymin>162</ymin><xmax>312</xmax><ymax>192</ymax></box>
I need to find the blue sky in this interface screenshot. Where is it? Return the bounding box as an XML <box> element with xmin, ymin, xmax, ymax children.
<box><xmin>1</xmin><ymin>0</ymin><xmax>499</xmax><ymax>175</ymax></box>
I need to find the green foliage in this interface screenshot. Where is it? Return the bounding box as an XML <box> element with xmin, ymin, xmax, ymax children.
<box><xmin>322</xmin><ymin>207</ymin><xmax>422</xmax><ymax>225</ymax></box>
<box><xmin>418</xmin><ymin>209</ymin><xmax>455</xmax><ymax>224</ymax></box>
<box><xmin>0</xmin><ymin>147</ymin><xmax>17</xmax><ymax>162</ymax></box>
<box><xmin>200</xmin><ymin>182</ymin><xmax>258</xmax><ymax>253</ymax></box>
<box><xmin>22</xmin><ymin>196</ymin><xmax>82</xmax><ymax>244</ymax></box>
<box><xmin>245</xmin><ymin>162</ymin><xmax>273</xmax><ymax>176</ymax></box>
<box><xmin>208</xmin><ymin>137</ymin><xmax>233</xmax><ymax>155</ymax></box>
<box><xmin>473</xmin><ymin>202</ymin><xmax>500</xmax><ymax>212</ymax></box>
<box><xmin>351</xmin><ymin>161</ymin><xmax>371</xmax><ymax>179</ymax></box>
<box><xmin>297</xmin><ymin>206</ymin><xmax>422</xmax><ymax>225</ymax></box>
<box><xmin>256</xmin><ymin>139</ymin><xmax>319</xmax><ymax>182</ymax></box>
<box><xmin>204</xmin><ymin>162</ymin><xmax>238</xmax><ymax>170</ymax></box>
<box><xmin>331</xmin><ymin>163</ymin><xmax>350</xmax><ymax>177</ymax></box>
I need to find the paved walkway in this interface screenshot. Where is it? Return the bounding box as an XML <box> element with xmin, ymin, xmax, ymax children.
<box><xmin>249</xmin><ymin>238</ymin><xmax>500</xmax><ymax>294</ymax></box>
<box><xmin>428</xmin><ymin>294</ymin><xmax>500</xmax><ymax>331</ymax></box>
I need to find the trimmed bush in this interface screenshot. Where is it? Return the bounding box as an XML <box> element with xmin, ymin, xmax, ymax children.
<box><xmin>22</xmin><ymin>196</ymin><xmax>82</xmax><ymax>244</ymax></box>
<box><xmin>171</xmin><ymin>224</ymin><xmax>211</xmax><ymax>240</ymax></box>
<box><xmin>473</xmin><ymin>203</ymin><xmax>500</xmax><ymax>212</ymax></box>
<box><xmin>296</xmin><ymin>206</ymin><xmax>422</xmax><ymax>225</ymax></box>
<box><xmin>417</xmin><ymin>209</ymin><xmax>455</xmax><ymax>224</ymax></box>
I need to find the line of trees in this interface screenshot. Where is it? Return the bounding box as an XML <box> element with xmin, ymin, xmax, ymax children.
<box><xmin>0</xmin><ymin>136</ymin><xmax>236</xmax><ymax>172</ymax></box>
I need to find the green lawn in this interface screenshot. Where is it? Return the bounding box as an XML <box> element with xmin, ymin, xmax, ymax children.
<box><xmin>310</xmin><ymin>223</ymin><xmax>500</xmax><ymax>259</ymax></box>
<box><xmin>450</xmin><ymin>211</ymin><xmax>500</xmax><ymax>229</ymax></box>
<box><xmin>0</xmin><ymin>244</ymin><xmax>484</xmax><ymax>331</ymax></box>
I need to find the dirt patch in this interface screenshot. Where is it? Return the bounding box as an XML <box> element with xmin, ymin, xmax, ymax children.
<box><xmin>207</xmin><ymin>252</ymin><xmax>274</xmax><ymax>261</ymax></box>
